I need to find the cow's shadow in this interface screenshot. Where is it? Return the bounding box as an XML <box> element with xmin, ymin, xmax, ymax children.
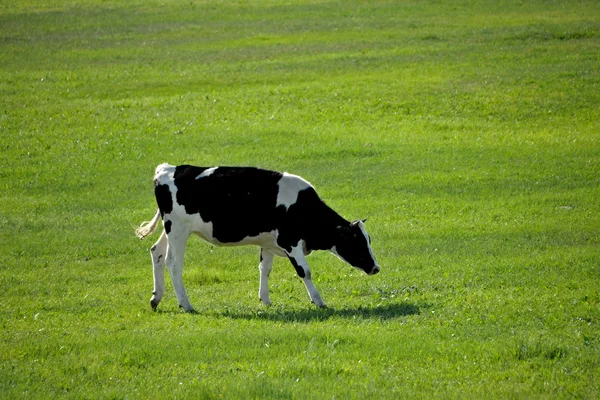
<box><xmin>218</xmin><ymin>302</ymin><xmax>421</xmax><ymax>323</ymax></box>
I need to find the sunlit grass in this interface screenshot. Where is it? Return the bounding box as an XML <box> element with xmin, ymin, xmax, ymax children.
<box><xmin>1</xmin><ymin>0</ymin><xmax>599</xmax><ymax>398</ymax></box>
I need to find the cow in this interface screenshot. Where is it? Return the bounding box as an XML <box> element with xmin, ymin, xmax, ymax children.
<box><xmin>136</xmin><ymin>163</ymin><xmax>379</xmax><ymax>313</ymax></box>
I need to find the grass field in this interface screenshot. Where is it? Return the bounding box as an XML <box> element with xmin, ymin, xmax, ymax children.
<box><xmin>1</xmin><ymin>0</ymin><xmax>599</xmax><ymax>398</ymax></box>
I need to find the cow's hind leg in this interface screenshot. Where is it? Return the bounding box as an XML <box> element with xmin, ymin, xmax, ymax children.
<box><xmin>149</xmin><ymin>230</ymin><xmax>168</xmax><ymax>311</ymax></box>
<box><xmin>258</xmin><ymin>248</ymin><xmax>274</xmax><ymax>306</ymax></box>
<box><xmin>165</xmin><ymin>231</ymin><xmax>196</xmax><ymax>313</ymax></box>
<box><xmin>287</xmin><ymin>245</ymin><xmax>326</xmax><ymax>308</ymax></box>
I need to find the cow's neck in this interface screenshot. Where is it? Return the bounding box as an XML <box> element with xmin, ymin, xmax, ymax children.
<box><xmin>303</xmin><ymin>202</ymin><xmax>349</xmax><ymax>252</ymax></box>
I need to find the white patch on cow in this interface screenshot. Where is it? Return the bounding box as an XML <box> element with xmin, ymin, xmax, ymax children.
<box><xmin>154</xmin><ymin>163</ymin><xmax>176</xmax><ymax>185</ymax></box>
<box><xmin>189</xmin><ymin>213</ymin><xmax>215</xmax><ymax>242</ymax></box>
<box><xmin>195</xmin><ymin>167</ymin><xmax>217</xmax><ymax>180</ymax></box>
<box><xmin>357</xmin><ymin>221</ymin><xmax>378</xmax><ymax>267</ymax></box>
<box><xmin>210</xmin><ymin>230</ymin><xmax>287</xmax><ymax>257</ymax></box>
<box><xmin>276</xmin><ymin>173</ymin><xmax>312</xmax><ymax>210</ymax></box>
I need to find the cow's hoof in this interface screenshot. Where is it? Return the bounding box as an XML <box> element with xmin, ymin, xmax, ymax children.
<box><xmin>311</xmin><ymin>301</ymin><xmax>327</xmax><ymax>309</ymax></box>
<box><xmin>179</xmin><ymin>305</ymin><xmax>198</xmax><ymax>314</ymax></box>
<box><xmin>260</xmin><ymin>298</ymin><xmax>272</xmax><ymax>306</ymax></box>
<box><xmin>150</xmin><ymin>299</ymin><xmax>159</xmax><ymax>311</ymax></box>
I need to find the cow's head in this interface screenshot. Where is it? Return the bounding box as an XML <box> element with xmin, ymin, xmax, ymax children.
<box><xmin>332</xmin><ymin>220</ymin><xmax>380</xmax><ymax>275</ymax></box>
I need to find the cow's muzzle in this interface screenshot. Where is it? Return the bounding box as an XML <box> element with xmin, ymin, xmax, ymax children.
<box><xmin>369</xmin><ymin>265</ymin><xmax>380</xmax><ymax>275</ymax></box>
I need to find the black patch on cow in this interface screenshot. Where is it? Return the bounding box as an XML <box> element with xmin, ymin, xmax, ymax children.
<box><xmin>288</xmin><ymin>257</ymin><xmax>306</xmax><ymax>279</ymax></box>
<box><xmin>173</xmin><ymin>165</ymin><xmax>285</xmax><ymax>243</ymax></box>
<box><xmin>164</xmin><ymin>220</ymin><xmax>172</xmax><ymax>234</ymax></box>
<box><xmin>155</xmin><ymin>184</ymin><xmax>173</xmax><ymax>216</ymax></box>
<box><xmin>274</xmin><ymin>187</ymin><xmax>317</xmax><ymax>252</ymax></box>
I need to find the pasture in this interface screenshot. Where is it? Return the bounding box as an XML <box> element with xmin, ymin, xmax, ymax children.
<box><xmin>1</xmin><ymin>0</ymin><xmax>599</xmax><ymax>398</ymax></box>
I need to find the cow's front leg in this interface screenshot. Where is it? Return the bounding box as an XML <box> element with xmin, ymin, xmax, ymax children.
<box><xmin>258</xmin><ymin>248</ymin><xmax>274</xmax><ymax>306</ymax></box>
<box><xmin>165</xmin><ymin>232</ymin><xmax>196</xmax><ymax>313</ymax></box>
<box><xmin>149</xmin><ymin>230</ymin><xmax>168</xmax><ymax>311</ymax></box>
<box><xmin>287</xmin><ymin>245</ymin><xmax>326</xmax><ymax>308</ymax></box>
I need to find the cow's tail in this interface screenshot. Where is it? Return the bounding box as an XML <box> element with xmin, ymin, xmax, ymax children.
<box><xmin>136</xmin><ymin>209</ymin><xmax>161</xmax><ymax>239</ymax></box>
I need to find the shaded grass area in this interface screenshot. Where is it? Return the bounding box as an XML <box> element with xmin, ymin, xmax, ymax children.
<box><xmin>1</xmin><ymin>0</ymin><xmax>599</xmax><ymax>398</ymax></box>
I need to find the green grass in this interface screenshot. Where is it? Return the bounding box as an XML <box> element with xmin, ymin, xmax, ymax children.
<box><xmin>1</xmin><ymin>0</ymin><xmax>599</xmax><ymax>398</ymax></box>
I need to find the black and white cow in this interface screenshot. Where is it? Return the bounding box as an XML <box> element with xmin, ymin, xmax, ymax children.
<box><xmin>136</xmin><ymin>163</ymin><xmax>379</xmax><ymax>313</ymax></box>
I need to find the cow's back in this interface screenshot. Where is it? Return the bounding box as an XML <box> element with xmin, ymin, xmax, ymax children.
<box><xmin>155</xmin><ymin>164</ymin><xmax>317</xmax><ymax>245</ymax></box>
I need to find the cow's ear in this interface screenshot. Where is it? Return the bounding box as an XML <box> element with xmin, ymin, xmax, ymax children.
<box><xmin>361</xmin><ymin>218</ymin><xmax>368</xmax><ymax>223</ymax></box>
